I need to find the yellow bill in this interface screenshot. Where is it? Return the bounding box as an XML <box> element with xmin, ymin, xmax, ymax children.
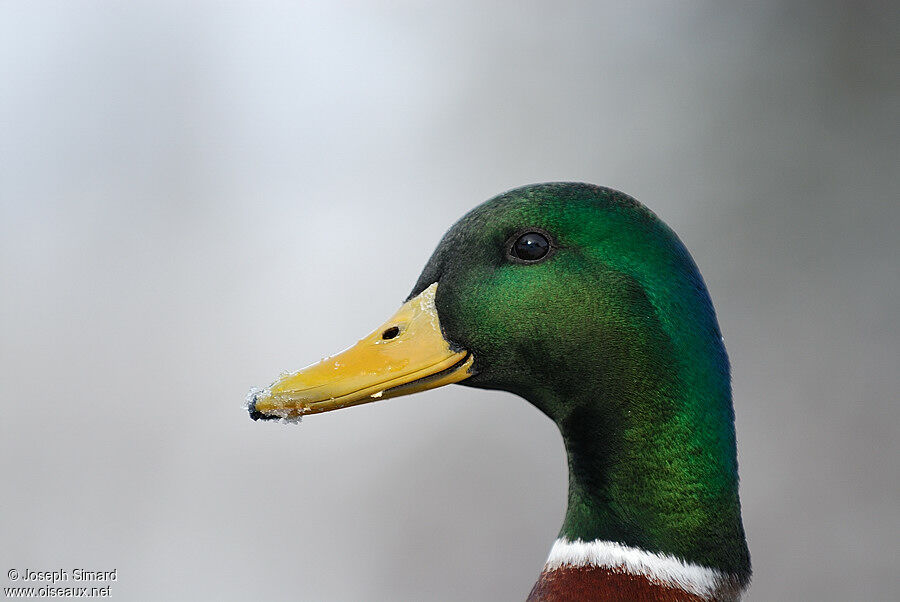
<box><xmin>249</xmin><ymin>283</ymin><xmax>474</xmax><ymax>421</ymax></box>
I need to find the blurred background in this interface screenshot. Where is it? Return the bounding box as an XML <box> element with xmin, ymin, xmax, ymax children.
<box><xmin>1</xmin><ymin>1</ymin><xmax>897</xmax><ymax>600</ymax></box>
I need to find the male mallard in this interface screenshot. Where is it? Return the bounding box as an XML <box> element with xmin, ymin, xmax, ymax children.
<box><xmin>249</xmin><ymin>183</ymin><xmax>751</xmax><ymax>601</ymax></box>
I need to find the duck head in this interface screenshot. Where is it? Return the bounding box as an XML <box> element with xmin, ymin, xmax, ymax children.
<box><xmin>249</xmin><ymin>182</ymin><xmax>750</xmax><ymax>594</ymax></box>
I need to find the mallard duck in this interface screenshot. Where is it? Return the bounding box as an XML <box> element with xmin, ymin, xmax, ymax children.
<box><xmin>249</xmin><ymin>183</ymin><xmax>751</xmax><ymax>601</ymax></box>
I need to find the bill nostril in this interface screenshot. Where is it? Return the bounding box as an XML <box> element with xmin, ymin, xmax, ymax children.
<box><xmin>382</xmin><ymin>326</ymin><xmax>401</xmax><ymax>340</ymax></box>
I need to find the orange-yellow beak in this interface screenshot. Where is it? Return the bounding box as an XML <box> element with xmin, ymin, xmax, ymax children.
<box><xmin>248</xmin><ymin>283</ymin><xmax>474</xmax><ymax>421</ymax></box>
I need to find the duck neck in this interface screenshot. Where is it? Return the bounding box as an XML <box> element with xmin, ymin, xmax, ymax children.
<box><xmin>539</xmin><ymin>374</ymin><xmax>750</xmax><ymax>588</ymax></box>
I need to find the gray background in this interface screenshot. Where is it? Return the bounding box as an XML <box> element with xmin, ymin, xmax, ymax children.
<box><xmin>2</xmin><ymin>2</ymin><xmax>898</xmax><ymax>600</ymax></box>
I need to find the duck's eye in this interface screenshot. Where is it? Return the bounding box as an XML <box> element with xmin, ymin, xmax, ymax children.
<box><xmin>510</xmin><ymin>231</ymin><xmax>550</xmax><ymax>262</ymax></box>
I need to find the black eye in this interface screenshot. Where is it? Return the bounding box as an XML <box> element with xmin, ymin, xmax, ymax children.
<box><xmin>510</xmin><ymin>231</ymin><xmax>551</xmax><ymax>262</ymax></box>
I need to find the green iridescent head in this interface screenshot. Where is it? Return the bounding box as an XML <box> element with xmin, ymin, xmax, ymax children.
<box><xmin>409</xmin><ymin>183</ymin><xmax>749</xmax><ymax>580</ymax></box>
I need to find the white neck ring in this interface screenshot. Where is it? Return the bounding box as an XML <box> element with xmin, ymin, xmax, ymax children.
<box><xmin>543</xmin><ymin>538</ymin><xmax>738</xmax><ymax>600</ymax></box>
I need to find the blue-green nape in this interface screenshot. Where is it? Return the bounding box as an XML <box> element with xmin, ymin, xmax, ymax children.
<box><xmin>408</xmin><ymin>183</ymin><xmax>750</xmax><ymax>583</ymax></box>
